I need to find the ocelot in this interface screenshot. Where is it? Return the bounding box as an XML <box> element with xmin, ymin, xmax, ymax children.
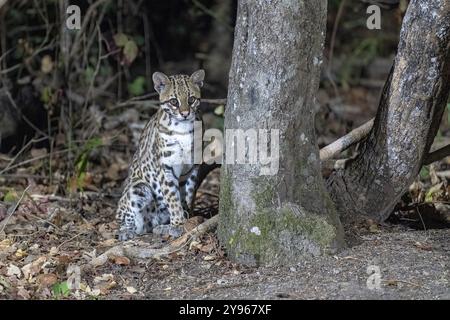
<box><xmin>116</xmin><ymin>70</ymin><xmax>204</xmax><ymax>241</ymax></box>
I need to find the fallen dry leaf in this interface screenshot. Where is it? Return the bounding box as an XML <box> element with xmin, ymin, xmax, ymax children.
<box><xmin>40</xmin><ymin>55</ymin><xmax>53</xmax><ymax>74</ymax></box>
<box><xmin>0</xmin><ymin>239</ymin><xmax>12</xmax><ymax>251</ymax></box>
<box><xmin>366</xmin><ymin>219</ymin><xmax>380</xmax><ymax>233</ymax></box>
<box><xmin>21</xmin><ymin>256</ymin><xmax>47</xmax><ymax>279</ymax></box>
<box><xmin>49</xmin><ymin>247</ymin><xmax>58</xmax><ymax>256</ymax></box>
<box><xmin>126</xmin><ymin>286</ymin><xmax>137</xmax><ymax>294</ymax></box>
<box><xmin>17</xmin><ymin>286</ymin><xmax>31</xmax><ymax>299</ymax></box>
<box><xmin>30</xmin><ymin>148</ymin><xmax>48</xmax><ymax>158</ymax></box>
<box><xmin>110</xmin><ymin>255</ymin><xmax>131</xmax><ymax>266</ymax></box>
<box><xmin>189</xmin><ymin>240</ymin><xmax>202</xmax><ymax>251</ymax></box>
<box><xmin>94</xmin><ymin>273</ymin><xmax>114</xmax><ymax>284</ymax></box>
<box><xmin>414</xmin><ymin>242</ymin><xmax>433</xmax><ymax>251</ymax></box>
<box><xmin>98</xmin><ymin>238</ymin><xmax>117</xmax><ymax>247</ymax></box>
<box><xmin>199</xmin><ymin>243</ymin><xmax>215</xmax><ymax>253</ymax></box>
<box><xmin>37</xmin><ymin>273</ymin><xmax>58</xmax><ymax>287</ymax></box>
<box><xmin>94</xmin><ymin>277</ymin><xmax>117</xmax><ymax>295</ymax></box>
<box><xmin>90</xmin><ymin>288</ymin><xmax>101</xmax><ymax>296</ymax></box>
<box><xmin>7</xmin><ymin>264</ymin><xmax>21</xmax><ymax>278</ymax></box>
<box><xmin>203</xmin><ymin>255</ymin><xmax>216</xmax><ymax>261</ymax></box>
<box><xmin>15</xmin><ymin>248</ymin><xmax>27</xmax><ymax>258</ymax></box>
<box><xmin>106</xmin><ymin>163</ymin><xmax>121</xmax><ymax>181</ymax></box>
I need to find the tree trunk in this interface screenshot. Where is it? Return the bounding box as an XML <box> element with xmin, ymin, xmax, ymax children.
<box><xmin>218</xmin><ymin>0</ymin><xmax>345</xmax><ymax>267</ymax></box>
<box><xmin>328</xmin><ymin>0</ymin><xmax>450</xmax><ymax>222</ymax></box>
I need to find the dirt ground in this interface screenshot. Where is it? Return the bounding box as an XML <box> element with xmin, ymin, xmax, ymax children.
<box><xmin>115</xmin><ymin>226</ymin><xmax>448</xmax><ymax>300</ymax></box>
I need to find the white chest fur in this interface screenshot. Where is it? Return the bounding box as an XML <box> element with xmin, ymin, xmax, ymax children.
<box><xmin>159</xmin><ymin>118</ymin><xmax>195</xmax><ymax>178</ymax></box>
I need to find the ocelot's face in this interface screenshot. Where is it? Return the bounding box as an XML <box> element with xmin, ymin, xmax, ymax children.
<box><xmin>152</xmin><ymin>70</ymin><xmax>204</xmax><ymax>121</ymax></box>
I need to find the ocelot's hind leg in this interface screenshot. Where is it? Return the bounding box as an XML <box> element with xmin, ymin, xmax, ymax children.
<box><xmin>116</xmin><ymin>181</ymin><xmax>154</xmax><ymax>241</ymax></box>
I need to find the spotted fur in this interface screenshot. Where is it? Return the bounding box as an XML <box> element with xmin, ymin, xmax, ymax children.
<box><xmin>116</xmin><ymin>70</ymin><xmax>205</xmax><ymax>241</ymax></box>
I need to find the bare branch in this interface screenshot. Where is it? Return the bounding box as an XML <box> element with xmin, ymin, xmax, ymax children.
<box><xmin>319</xmin><ymin>118</ymin><xmax>374</xmax><ymax>161</ymax></box>
<box><xmin>201</xmin><ymin>98</ymin><xmax>227</xmax><ymax>105</ymax></box>
<box><xmin>423</xmin><ymin>144</ymin><xmax>450</xmax><ymax>165</ymax></box>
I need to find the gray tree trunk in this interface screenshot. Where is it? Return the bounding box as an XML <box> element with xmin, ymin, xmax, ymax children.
<box><xmin>328</xmin><ymin>0</ymin><xmax>450</xmax><ymax>222</ymax></box>
<box><xmin>218</xmin><ymin>0</ymin><xmax>345</xmax><ymax>266</ymax></box>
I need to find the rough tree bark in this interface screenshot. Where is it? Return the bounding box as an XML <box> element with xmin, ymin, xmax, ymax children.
<box><xmin>218</xmin><ymin>0</ymin><xmax>345</xmax><ymax>266</ymax></box>
<box><xmin>328</xmin><ymin>0</ymin><xmax>450</xmax><ymax>222</ymax></box>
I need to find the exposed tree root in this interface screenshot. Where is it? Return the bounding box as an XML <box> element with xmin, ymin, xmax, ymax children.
<box><xmin>90</xmin><ymin>215</ymin><xmax>219</xmax><ymax>265</ymax></box>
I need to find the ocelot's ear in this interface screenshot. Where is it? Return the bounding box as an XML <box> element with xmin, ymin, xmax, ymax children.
<box><xmin>152</xmin><ymin>72</ymin><xmax>170</xmax><ymax>94</ymax></box>
<box><xmin>190</xmin><ymin>69</ymin><xmax>205</xmax><ymax>88</ymax></box>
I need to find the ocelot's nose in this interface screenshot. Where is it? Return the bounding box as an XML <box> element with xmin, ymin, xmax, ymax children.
<box><xmin>181</xmin><ymin>110</ymin><xmax>190</xmax><ymax>118</ymax></box>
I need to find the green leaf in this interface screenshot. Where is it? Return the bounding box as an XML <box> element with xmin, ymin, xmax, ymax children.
<box><xmin>40</xmin><ymin>87</ymin><xmax>52</xmax><ymax>104</ymax></box>
<box><xmin>83</xmin><ymin>137</ymin><xmax>103</xmax><ymax>151</ymax></box>
<box><xmin>425</xmin><ymin>183</ymin><xmax>444</xmax><ymax>203</ymax></box>
<box><xmin>128</xmin><ymin>76</ymin><xmax>146</xmax><ymax>96</ymax></box>
<box><xmin>214</xmin><ymin>105</ymin><xmax>224</xmax><ymax>116</ymax></box>
<box><xmin>420</xmin><ymin>166</ymin><xmax>429</xmax><ymax>180</ymax></box>
<box><xmin>3</xmin><ymin>189</ymin><xmax>18</xmax><ymax>203</ymax></box>
<box><xmin>52</xmin><ymin>281</ymin><xmax>70</xmax><ymax>298</ymax></box>
<box><xmin>113</xmin><ymin>33</ymin><xmax>128</xmax><ymax>47</ymax></box>
<box><xmin>123</xmin><ymin>40</ymin><xmax>138</xmax><ymax>64</ymax></box>
<box><xmin>74</xmin><ymin>137</ymin><xmax>102</xmax><ymax>176</ymax></box>
<box><xmin>68</xmin><ymin>137</ymin><xmax>103</xmax><ymax>193</ymax></box>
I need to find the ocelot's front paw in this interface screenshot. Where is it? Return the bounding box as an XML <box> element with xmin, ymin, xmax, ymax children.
<box><xmin>152</xmin><ymin>225</ymin><xmax>184</xmax><ymax>238</ymax></box>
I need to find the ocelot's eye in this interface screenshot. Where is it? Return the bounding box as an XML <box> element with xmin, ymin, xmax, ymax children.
<box><xmin>188</xmin><ymin>96</ymin><xmax>197</xmax><ymax>105</ymax></box>
<box><xmin>169</xmin><ymin>98</ymin><xmax>179</xmax><ymax>107</ymax></box>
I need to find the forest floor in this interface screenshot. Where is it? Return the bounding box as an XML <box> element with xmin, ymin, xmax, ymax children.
<box><xmin>0</xmin><ymin>166</ymin><xmax>448</xmax><ymax>300</ymax></box>
<box><xmin>0</xmin><ymin>86</ymin><xmax>449</xmax><ymax>300</ymax></box>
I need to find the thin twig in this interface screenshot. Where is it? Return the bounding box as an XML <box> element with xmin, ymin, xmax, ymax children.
<box><xmin>57</xmin><ymin>232</ymin><xmax>84</xmax><ymax>250</ymax></box>
<box><xmin>326</xmin><ymin>0</ymin><xmax>347</xmax><ymax>97</ymax></box>
<box><xmin>0</xmin><ymin>136</ymin><xmax>48</xmax><ymax>173</ymax></box>
<box><xmin>0</xmin><ymin>185</ymin><xmax>31</xmax><ymax>234</ymax></box>
<box><xmin>415</xmin><ymin>206</ymin><xmax>427</xmax><ymax>232</ymax></box>
<box><xmin>382</xmin><ymin>279</ymin><xmax>429</xmax><ymax>290</ymax></box>
<box><xmin>30</xmin><ymin>194</ymin><xmax>72</xmax><ymax>203</ymax></box>
<box><xmin>3</xmin><ymin>89</ymin><xmax>51</xmax><ymax>140</ymax></box>
<box><xmin>191</xmin><ymin>0</ymin><xmax>233</xmax><ymax>32</ymax></box>
<box><xmin>110</xmin><ymin>92</ymin><xmax>159</xmax><ymax>110</ymax></box>
<box><xmin>69</xmin><ymin>0</ymin><xmax>109</xmax><ymax>58</ymax></box>
<box><xmin>0</xmin><ymin>149</ymin><xmax>69</xmax><ymax>175</ymax></box>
